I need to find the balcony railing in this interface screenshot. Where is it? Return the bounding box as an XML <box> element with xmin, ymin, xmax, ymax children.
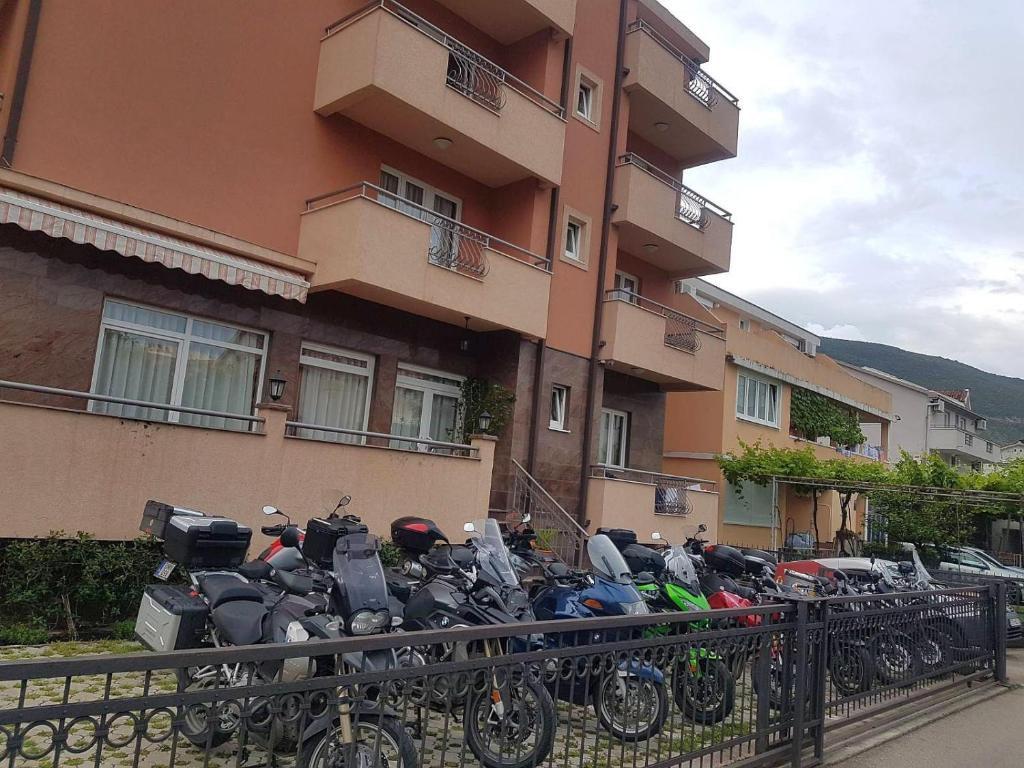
<box><xmin>285</xmin><ymin>421</ymin><xmax>477</xmax><ymax>457</ymax></box>
<box><xmin>605</xmin><ymin>288</ymin><xmax>724</xmax><ymax>353</ymax></box>
<box><xmin>306</xmin><ymin>182</ymin><xmax>550</xmax><ymax>276</ymax></box>
<box><xmin>617</xmin><ymin>153</ymin><xmax>732</xmax><ymax>230</ymax></box>
<box><xmin>625</xmin><ymin>19</ymin><xmax>739</xmax><ymax>109</ymax></box>
<box><xmin>325</xmin><ymin>0</ymin><xmax>564</xmax><ymax>118</ymax></box>
<box><xmin>591</xmin><ymin>464</ymin><xmax>717</xmax><ymax>516</ymax></box>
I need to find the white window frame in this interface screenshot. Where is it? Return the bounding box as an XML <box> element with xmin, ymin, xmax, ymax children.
<box><xmin>297</xmin><ymin>342</ymin><xmax>375</xmax><ymax>441</ymax></box>
<box><xmin>735</xmin><ymin>372</ymin><xmax>780</xmax><ymax>428</ymax></box>
<box><xmin>738</xmin><ymin>318</ymin><xmax>750</xmax><ymax>331</ymax></box>
<box><xmin>613</xmin><ymin>271</ymin><xmax>640</xmax><ymax>304</ymax></box>
<box><xmin>576</xmin><ymin>79</ymin><xmax>594</xmax><ymax>121</ymax></box>
<box><xmin>89</xmin><ymin>298</ymin><xmax>267</xmax><ymax>425</ymax></box>
<box><xmin>565</xmin><ymin>218</ymin><xmax>584</xmax><ymax>262</ymax></box>
<box><xmin>550</xmin><ymin>384</ymin><xmax>570</xmax><ymax>431</ymax></box>
<box><xmin>598</xmin><ymin>407</ymin><xmax>629</xmax><ymax>468</ymax></box>
<box><xmin>394</xmin><ymin>363</ymin><xmax>465</xmax><ymax>449</ymax></box>
<box><xmin>379</xmin><ymin>165</ymin><xmax>463</xmax><ymax>223</ymax></box>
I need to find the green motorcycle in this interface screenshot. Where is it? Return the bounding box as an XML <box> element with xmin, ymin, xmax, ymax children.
<box><xmin>636</xmin><ymin>534</ymin><xmax>736</xmax><ymax>724</ymax></box>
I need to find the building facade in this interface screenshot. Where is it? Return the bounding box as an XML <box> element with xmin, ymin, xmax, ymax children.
<box><xmin>662</xmin><ymin>280</ymin><xmax>893</xmax><ymax>550</ymax></box>
<box><xmin>0</xmin><ymin>0</ymin><xmax>738</xmax><ymax>540</ymax></box>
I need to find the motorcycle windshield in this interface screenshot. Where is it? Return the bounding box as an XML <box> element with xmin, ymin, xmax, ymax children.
<box><xmin>587</xmin><ymin>535</ymin><xmax>634</xmax><ymax>584</ymax></box>
<box><xmin>333</xmin><ymin>533</ymin><xmax>389</xmax><ymax>613</ymax></box>
<box><xmin>663</xmin><ymin>546</ymin><xmax>702</xmax><ymax>594</ymax></box>
<box><xmin>471</xmin><ymin>518</ymin><xmax>520</xmax><ymax>587</ymax></box>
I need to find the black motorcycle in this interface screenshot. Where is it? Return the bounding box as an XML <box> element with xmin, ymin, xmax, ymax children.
<box><xmin>395</xmin><ymin>518</ymin><xmax>556</xmax><ymax>768</ymax></box>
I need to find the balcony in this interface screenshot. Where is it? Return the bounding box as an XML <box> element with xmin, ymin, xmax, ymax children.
<box><xmin>599</xmin><ymin>290</ymin><xmax>726</xmax><ymax>390</ymax></box>
<box><xmin>929</xmin><ymin>427</ymin><xmax>995</xmax><ymax>465</ymax></box>
<box><xmin>623</xmin><ymin>20</ymin><xmax>739</xmax><ymax>167</ymax></box>
<box><xmin>315</xmin><ymin>1</ymin><xmax>566</xmax><ymax>187</ymax></box>
<box><xmin>434</xmin><ymin>0</ymin><xmax>576</xmax><ymax>43</ymax></box>
<box><xmin>586</xmin><ymin>465</ymin><xmax>720</xmax><ymax>542</ymax></box>
<box><xmin>613</xmin><ymin>154</ymin><xmax>732</xmax><ymax>277</ymax></box>
<box><xmin>299</xmin><ymin>183</ymin><xmax>552</xmax><ymax>339</ymax></box>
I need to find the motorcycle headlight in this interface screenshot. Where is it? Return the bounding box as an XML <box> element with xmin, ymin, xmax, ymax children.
<box><xmin>349</xmin><ymin>610</ymin><xmax>389</xmax><ymax>635</ymax></box>
<box><xmin>622</xmin><ymin>601</ymin><xmax>649</xmax><ymax>615</ymax></box>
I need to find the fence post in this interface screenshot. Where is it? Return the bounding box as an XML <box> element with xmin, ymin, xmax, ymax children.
<box><xmin>753</xmin><ymin>611</ymin><xmax>773</xmax><ymax>754</ymax></box>
<box><xmin>812</xmin><ymin>599</ymin><xmax>829</xmax><ymax>761</ymax></box>
<box><xmin>994</xmin><ymin>582</ymin><xmax>1009</xmax><ymax>683</ymax></box>
<box><xmin>790</xmin><ymin>599</ymin><xmax>810</xmax><ymax>768</ymax></box>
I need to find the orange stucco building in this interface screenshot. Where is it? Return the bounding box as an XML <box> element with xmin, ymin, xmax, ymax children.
<box><xmin>0</xmin><ymin>0</ymin><xmax>738</xmax><ymax>541</ymax></box>
<box><xmin>663</xmin><ymin>280</ymin><xmax>893</xmax><ymax>550</ymax></box>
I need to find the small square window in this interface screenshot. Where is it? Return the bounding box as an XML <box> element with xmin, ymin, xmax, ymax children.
<box><xmin>550</xmin><ymin>385</ymin><xmax>570</xmax><ymax>431</ymax></box>
<box><xmin>565</xmin><ymin>219</ymin><xmax>584</xmax><ymax>262</ymax></box>
<box><xmin>738</xmin><ymin>318</ymin><xmax>750</xmax><ymax>331</ymax></box>
<box><xmin>576</xmin><ymin>80</ymin><xmax>594</xmax><ymax>121</ymax></box>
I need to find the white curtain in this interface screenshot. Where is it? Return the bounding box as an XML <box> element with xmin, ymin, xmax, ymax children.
<box><xmin>297</xmin><ymin>365</ymin><xmax>369</xmax><ymax>444</ymax></box>
<box><xmin>390</xmin><ymin>386</ymin><xmax>424</xmax><ymax>450</ymax></box>
<box><xmin>179</xmin><ymin>342</ymin><xmax>259</xmax><ymax>430</ymax></box>
<box><xmin>429</xmin><ymin>393</ymin><xmax>459</xmax><ymax>442</ymax></box>
<box><xmin>92</xmin><ymin>329</ymin><xmax>177</xmax><ymax>421</ymax></box>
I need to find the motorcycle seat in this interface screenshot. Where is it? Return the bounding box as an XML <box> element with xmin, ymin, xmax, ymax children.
<box><xmin>237</xmin><ymin>560</ymin><xmax>273</xmax><ymax>581</ymax></box>
<box><xmin>385</xmin><ymin>571</ymin><xmax>414</xmax><ymax>603</ymax></box>
<box><xmin>211</xmin><ymin>600</ymin><xmax>268</xmax><ymax>646</ymax></box>
<box><xmin>199</xmin><ymin>574</ymin><xmax>266</xmax><ymax>609</ymax></box>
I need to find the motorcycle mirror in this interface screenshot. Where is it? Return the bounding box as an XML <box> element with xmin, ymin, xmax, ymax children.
<box><xmin>522</xmin><ymin>513</ymin><xmax>531</xmax><ymax>525</ymax></box>
<box><xmin>280</xmin><ymin>526</ymin><xmax>301</xmax><ymax>550</ymax></box>
<box><xmin>697</xmin><ymin>523</ymin><xmax>707</xmax><ymax>533</ymax></box>
<box><xmin>338</xmin><ymin>495</ymin><xmax>351</xmax><ymax>507</ymax></box>
<box><xmin>463</xmin><ymin>522</ymin><xmax>476</xmax><ymax>533</ymax></box>
<box><xmin>262</xmin><ymin>505</ymin><xmax>281</xmax><ymax>517</ymax></box>
<box><xmin>651</xmin><ymin>532</ymin><xmax>662</xmax><ymax>541</ymax></box>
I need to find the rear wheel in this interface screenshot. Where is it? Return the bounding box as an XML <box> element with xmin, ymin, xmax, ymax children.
<box><xmin>872</xmin><ymin>632</ymin><xmax>921</xmax><ymax>685</ymax></box>
<box><xmin>178</xmin><ymin>673</ymin><xmax>237</xmax><ymax>749</ymax></box>
<box><xmin>595</xmin><ymin>673</ymin><xmax>667</xmax><ymax>741</ymax></box>
<box><xmin>302</xmin><ymin>714</ymin><xmax>415</xmax><ymax>768</ymax></box>
<box><xmin>829</xmin><ymin>644</ymin><xmax>873</xmax><ymax>696</ymax></box>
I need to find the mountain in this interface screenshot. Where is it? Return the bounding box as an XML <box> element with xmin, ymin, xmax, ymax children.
<box><xmin>819</xmin><ymin>338</ymin><xmax>1024</xmax><ymax>447</ymax></box>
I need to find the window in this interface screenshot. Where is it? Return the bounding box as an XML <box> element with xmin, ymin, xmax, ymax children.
<box><xmin>550</xmin><ymin>385</ymin><xmax>570</xmax><ymax>431</ymax></box>
<box><xmin>738</xmin><ymin>318</ymin><xmax>750</xmax><ymax>331</ymax></box>
<box><xmin>598</xmin><ymin>408</ymin><xmax>628</xmax><ymax>468</ymax></box>
<box><xmin>390</xmin><ymin>365</ymin><xmax>464</xmax><ymax>451</ymax></box>
<box><xmin>987</xmin><ymin>441</ymin><xmax>994</xmax><ymax>454</ymax></box>
<box><xmin>295</xmin><ymin>343</ymin><xmax>374</xmax><ymax>444</ymax></box>
<box><xmin>724</xmin><ymin>480</ymin><xmax>774</xmax><ymax>527</ymax></box>
<box><xmin>576</xmin><ymin>79</ymin><xmax>594</xmax><ymax>121</ymax></box>
<box><xmin>612</xmin><ymin>271</ymin><xmax>640</xmax><ymax>303</ymax></box>
<box><xmin>379</xmin><ymin>166</ymin><xmax>464</xmax><ymax>269</ymax></box>
<box><xmin>565</xmin><ymin>219</ymin><xmax>584</xmax><ymax>262</ymax></box>
<box><xmin>965</xmin><ymin>433</ymin><xmax>973</xmax><ymax>447</ymax></box>
<box><xmin>90</xmin><ymin>299</ymin><xmax>265</xmax><ymax>431</ymax></box>
<box><xmin>736</xmin><ymin>372</ymin><xmax>779</xmax><ymax>427</ymax></box>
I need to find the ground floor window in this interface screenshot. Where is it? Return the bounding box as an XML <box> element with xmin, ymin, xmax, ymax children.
<box><xmin>295</xmin><ymin>343</ymin><xmax>375</xmax><ymax>444</ymax></box>
<box><xmin>90</xmin><ymin>299</ymin><xmax>265</xmax><ymax>430</ymax></box>
<box><xmin>390</xmin><ymin>365</ymin><xmax>463</xmax><ymax>451</ymax></box>
<box><xmin>723</xmin><ymin>480</ymin><xmax>774</xmax><ymax>527</ymax></box>
<box><xmin>598</xmin><ymin>407</ymin><xmax>629</xmax><ymax>468</ymax></box>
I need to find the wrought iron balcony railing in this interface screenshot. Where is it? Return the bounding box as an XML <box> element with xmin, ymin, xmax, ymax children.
<box><xmin>605</xmin><ymin>288</ymin><xmax>725</xmax><ymax>353</ymax></box>
<box><xmin>305</xmin><ymin>182</ymin><xmax>550</xmax><ymax>277</ymax></box>
<box><xmin>325</xmin><ymin>0</ymin><xmax>565</xmax><ymax>118</ymax></box>
<box><xmin>625</xmin><ymin>19</ymin><xmax>739</xmax><ymax>109</ymax></box>
<box><xmin>617</xmin><ymin>153</ymin><xmax>732</xmax><ymax>231</ymax></box>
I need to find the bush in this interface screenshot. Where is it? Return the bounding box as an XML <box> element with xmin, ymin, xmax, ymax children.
<box><xmin>111</xmin><ymin>619</ymin><xmax>137</xmax><ymax>640</ymax></box>
<box><xmin>379</xmin><ymin>539</ymin><xmax>401</xmax><ymax>569</ymax></box>
<box><xmin>0</xmin><ymin>623</ymin><xmax>49</xmax><ymax>646</ymax></box>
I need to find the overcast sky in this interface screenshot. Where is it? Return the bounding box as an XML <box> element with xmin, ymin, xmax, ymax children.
<box><xmin>665</xmin><ymin>0</ymin><xmax>1024</xmax><ymax>377</ymax></box>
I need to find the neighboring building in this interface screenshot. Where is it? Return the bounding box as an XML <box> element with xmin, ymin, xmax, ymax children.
<box><xmin>662</xmin><ymin>279</ymin><xmax>893</xmax><ymax>549</ymax></box>
<box><xmin>1001</xmin><ymin>440</ymin><xmax>1024</xmax><ymax>463</ymax></box>
<box><xmin>0</xmin><ymin>0</ymin><xmax>738</xmax><ymax>540</ymax></box>
<box><xmin>842</xmin><ymin>366</ymin><xmax>997</xmax><ymax>472</ymax></box>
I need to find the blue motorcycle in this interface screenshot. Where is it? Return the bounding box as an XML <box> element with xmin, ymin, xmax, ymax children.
<box><xmin>530</xmin><ymin>534</ymin><xmax>668</xmax><ymax>741</ymax></box>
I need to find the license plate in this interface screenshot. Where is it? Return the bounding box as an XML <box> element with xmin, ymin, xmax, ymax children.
<box><xmin>153</xmin><ymin>560</ymin><xmax>176</xmax><ymax>581</ymax></box>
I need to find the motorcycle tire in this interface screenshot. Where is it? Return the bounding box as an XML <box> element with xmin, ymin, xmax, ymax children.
<box><xmin>594</xmin><ymin>673</ymin><xmax>668</xmax><ymax>742</ymax></box>
<box><xmin>177</xmin><ymin>672</ymin><xmax>237</xmax><ymax>749</ymax></box>
<box><xmin>828</xmin><ymin>645</ymin><xmax>873</xmax><ymax>697</ymax></box>
<box><xmin>302</xmin><ymin>714</ymin><xmax>416</xmax><ymax>768</ymax></box>
<box><xmin>917</xmin><ymin>626</ymin><xmax>953</xmax><ymax>674</ymax></box>
<box><xmin>465</xmin><ymin>676</ymin><xmax>556</xmax><ymax>768</ymax></box>
<box><xmin>675</xmin><ymin>657</ymin><xmax>735</xmax><ymax>724</ymax></box>
<box><xmin>872</xmin><ymin>632</ymin><xmax>922</xmax><ymax>686</ymax></box>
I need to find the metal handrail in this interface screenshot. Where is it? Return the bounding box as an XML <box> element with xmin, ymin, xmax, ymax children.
<box><xmin>510</xmin><ymin>458</ymin><xmax>588</xmax><ymax>566</ymax></box>
<box><xmin>604</xmin><ymin>288</ymin><xmax>726</xmax><ymax>339</ymax></box>
<box><xmin>617</xmin><ymin>153</ymin><xmax>733</xmax><ymax>224</ymax></box>
<box><xmin>325</xmin><ymin>0</ymin><xmax>565</xmax><ymax>118</ymax></box>
<box><xmin>305</xmin><ymin>182</ymin><xmax>550</xmax><ymax>271</ymax></box>
<box><xmin>591</xmin><ymin>464</ymin><xmax>718</xmax><ymax>491</ymax></box>
<box><xmin>285</xmin><ymin>420</ymin><xmax>478</xmax><ymax>456</ymax></box>
<box><xmin>0</xmin><ymin>379</ymin><xmax>264</xmax><ymax>424</ymax></box>
<box><xmin>625</xmin><ymin>19</ymin><xmax>739</xmax><ymax>107</ymax></box>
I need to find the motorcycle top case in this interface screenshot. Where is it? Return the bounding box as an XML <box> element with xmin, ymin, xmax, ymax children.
<box><xmin>135</xmin><ymin>584</ymin><xmax>208</xmax><ymax>652</ymax></box>
<box><xmin>621</xmin><ymin>543</ymin><xmax>666</xmax><ymax>576</ymax></box>
<box><xmin>595</xmin><ymin>527</ymin><xmax>637</xmax><ymax>551</ymax></box>
<box><xmin>703</xmin><ymin>544</ymin><xmax>746</xmax><ymax>578</ymax></box>
<box><xmin>139</xmin><ymin>499</ymin><xmax>207</xmax><ymax>540</ymax></box>
<box><xmin>162</xmin><ymin>515</ymin><xmax>252</xmax><ymax>569</ymax></box>
<box><xmin>390</xmin><ymin>516</ymin><xmax>447</xmax><ymax>555</ymax></box>
<box><xmin>303</xmin><ymin>517</ymin><xmax>369</xmax><ymax>568</ymax></box>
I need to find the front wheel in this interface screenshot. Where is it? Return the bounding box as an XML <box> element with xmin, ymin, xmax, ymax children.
<box><xmin>829</xmin><ymin>644</ymin><xmax>873</xmax><ymax>697</ymax></box>
<box><xmin>302</xmin><ymin>714</ymin><xmax>416</xmax><ymax>768</ymax></box>
<box><xmin>465</xmin><ymin>675</ymin><xmax>556</xmax><ymax>768</ymax></box>
<box><xmin>595</xmin><ymin>673</ymin><xmax>667</xmax><ymax>741</ymax></box>
<box><xmin>675</xmin><ymin>657</ymin><xmax>735</xmax><ymax>724</ymax></box>
<box><xmin>872</xmin><ymin>632</ymin><xmax>921</xmax><ymax>685</ymax></box>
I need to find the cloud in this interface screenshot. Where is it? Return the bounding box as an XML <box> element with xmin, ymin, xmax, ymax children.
<box><xmin>806</xmin><ymin>324</ymin><xmax>866</xmax><ymax>342</ymax></box>
<box><xmin>663</xmin><ymin>0</ymin><xmax>1024</xmax><ymax>377</ymax></box>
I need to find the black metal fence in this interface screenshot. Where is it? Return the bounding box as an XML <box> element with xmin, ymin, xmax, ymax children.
<box><xmin>0</xmin><ymin>586</ymin><xmax>1005</xmax><ymax>768</ymax></box>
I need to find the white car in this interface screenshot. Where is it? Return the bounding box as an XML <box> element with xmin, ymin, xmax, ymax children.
<box><xmin>937</xmin><ymin>546</ymin><xmax>1024</xmax><ymax>580</ymax></box>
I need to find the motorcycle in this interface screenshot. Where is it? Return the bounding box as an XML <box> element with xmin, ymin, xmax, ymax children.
<box><xmin>532</xmin><ymin>534</ymin><xmax>668</xmax><ymax>741</ymax></box>
<box><xmin>396</xmin><ymin>518</ymin><xmax>556</xmax><ymax>768</ymax></box>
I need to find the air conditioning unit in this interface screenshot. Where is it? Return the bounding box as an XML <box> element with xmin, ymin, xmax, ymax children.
<box><xmin>976</xmin><ymin>418</ymin><xmax>988</xmax><ymax>431</ymax></box>
<box><xmin>929</xmin><ymin>399</ymin><xmax>945</xmax><ymax>413</ymax></box>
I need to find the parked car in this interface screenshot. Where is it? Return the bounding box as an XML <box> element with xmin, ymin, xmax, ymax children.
<box><xmin>936</xmin><ymin>546</ymin><xmax>1024</xmax><ymax>580</ymax></box>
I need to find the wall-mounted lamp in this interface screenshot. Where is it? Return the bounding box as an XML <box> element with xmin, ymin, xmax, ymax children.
<box><xmin>477</xmin><ymin>411</ymin><xmax>493</xmax><ymax>433</ymax></box>
<box><xmin>268</xmin><ymin>371</ymin><xmax>287</xmax><ymax>401</ymax></box>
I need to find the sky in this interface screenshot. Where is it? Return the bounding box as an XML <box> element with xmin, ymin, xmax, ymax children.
<box><xmin>663</xmin><ymin>0</ymin><xmax>1024</xmax><ymax>377</ymax></box>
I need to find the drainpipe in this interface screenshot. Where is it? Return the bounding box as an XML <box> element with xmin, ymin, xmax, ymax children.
<box><xmin>1</xmin><ymin>0</ymin><xmax>42</xmax><ymax>167</ymax></box>
<box><xmin>576</xmin><ymin>0</ymin><xmax>629</xmax><ymax>521</ymax></box>
<box><xmin>526</xmin><ymin>34</ymin><xmax>573</xmax><ymax>475</ymax></box>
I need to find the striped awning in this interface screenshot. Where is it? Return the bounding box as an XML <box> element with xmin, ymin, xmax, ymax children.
<box><xmin>0</xmin><ymin>186</ymin><xmax>309</xmax><ymax>302</ymax></box>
